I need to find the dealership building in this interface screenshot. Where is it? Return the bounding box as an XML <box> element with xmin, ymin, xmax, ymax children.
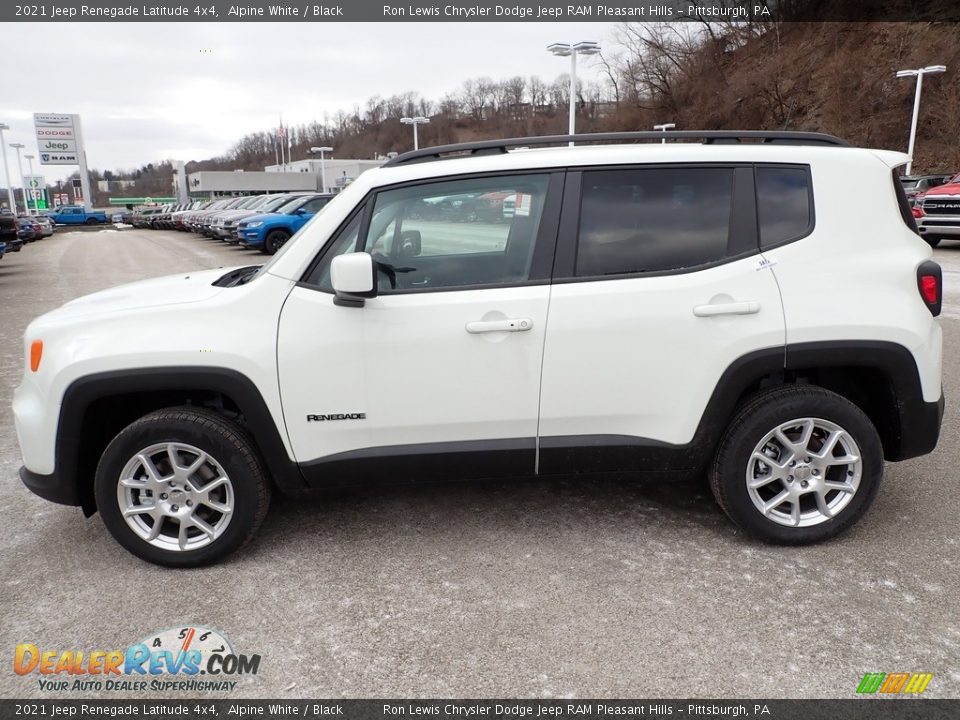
<box><xmin>181</xmin><ymin>158</ymin><xmax>385</xmax><ymax>199</ymax></box>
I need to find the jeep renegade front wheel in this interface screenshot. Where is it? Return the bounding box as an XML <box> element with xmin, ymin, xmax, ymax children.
<box><xmin>710</xmin><ymin>386</ymin><xmax>883</xmax><ymax>544</ymax></box>
<box><xmin>95</xmin><ymin>408</ymin><xmax>270</xmax><ymax>567</ymax></box>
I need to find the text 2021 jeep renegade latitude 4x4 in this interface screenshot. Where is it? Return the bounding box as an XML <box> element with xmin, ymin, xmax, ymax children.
<box><xmin>14</xmin><ymin>131</ymin><xmax>944</xmax><ymax>566</ymax></box>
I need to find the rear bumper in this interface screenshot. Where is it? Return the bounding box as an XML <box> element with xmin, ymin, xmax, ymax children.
<box><xmin>19</xmin><ymin>465</ymin><xmax>81</xmax><ymax>507</ymax></box>
<box><xmin>893</xmin><ymin>393</ymin><xmax>945</xmax><ymax>461</ymax></box>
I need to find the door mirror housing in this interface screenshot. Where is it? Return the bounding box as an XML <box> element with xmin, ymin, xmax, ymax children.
<box><xmin>331</xmin><ymin>252</ymin><xmax>377</xmax><ymax>307</ymax></box>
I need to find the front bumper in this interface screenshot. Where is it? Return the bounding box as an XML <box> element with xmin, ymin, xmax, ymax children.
<box><xmin>917</xmin><ymin>215</ymin><xmax>960</xmax><ymax>238</ymax></box>
<box><xmin>19</xmin><ymin>466</ymin><xmax>81</xmax><ymax>506</ymax></box>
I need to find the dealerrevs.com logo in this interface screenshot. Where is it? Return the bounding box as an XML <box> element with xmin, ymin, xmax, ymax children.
<box><xmin>14</xmin><ymin>626</ymin><xmax>260</xmax><ymax>693</ymax></box>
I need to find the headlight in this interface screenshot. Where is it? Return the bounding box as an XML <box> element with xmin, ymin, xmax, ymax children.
<box><xmin>245</xmin><ymin>222</ymin><xmax>264</xmax><ymax>228</ymax></box>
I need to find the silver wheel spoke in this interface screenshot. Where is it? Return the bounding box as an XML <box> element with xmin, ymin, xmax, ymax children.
<box><xmin>138</xmin><ymin>453</ymin><xmax>166</xmax><ymax>482</ymax></box>
<box><xmin>177</xmin><ymin>520</ymin><xmax>190</xmax><ymax>551</ymax></box>
<box><xmin>790</xmin><ymin>499</ymin><xmax>801</xmax><ymax>526</ymax></box>
<box><xmin>119</xmin><ymin>476</ymin><xmax>147</xmax><ymax>489</ymax></box>
<box><xmin>202</xmin><ymin>499</ymin><xmax>232</xmax><ymax>514</ymax></box>
<box><xmin>752</xmin><ymin>451</ymin><xmax>789</xmax><ymax>471</ymax></box>
<box><xmin>826</xmin><ymin>454</ymin><xmax>859</xmax><ymax>466</ymax></box>
<box><xmin>749</xmin><ymin>474</ymin><xmax>780</xmax><ymax>489</ymax></box>
<box><xmin>814</xmin><ymin>491</ymin><xmax>834</xmax><ymax>518</ymax></box>
<box><xmin>763</xmin><ymin>490</ymin><xmax>791</xmax><ymax>515</ymax></box>
<box><xmin>191</xmin><ymin>515</ymin><xmax>216</xmax><ymax>540</ymax></box>
<box><xmin>796</xmin><ymin>419</ymin><xmax>815</xmax><ymax>452</ymax></box>
<box><xmin>824</xmin><ymin>480</ymin><xmax>856</xmax><ymax>494</ymax></box>
<box><xmin>123</xmin><ymin>503</ymin><xmax>156</xmax><ymax>517</ymax></box>
<box><xmin>814</xmin><ymin>429</ymin><xmax>843</xmax><ymax>459</ymax></box>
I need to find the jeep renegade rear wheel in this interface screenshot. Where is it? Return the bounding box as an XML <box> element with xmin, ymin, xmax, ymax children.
<box><xmin>95</xmin><ymin>408</ymin><xmax>270</xmax><ymax>567</ymax></box>
<box><xmin>710</xmin><ymin>386</ymin><xmax>882</xmax><ymax>544</ymax></box>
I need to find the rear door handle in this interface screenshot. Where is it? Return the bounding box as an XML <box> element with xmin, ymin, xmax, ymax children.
<box><xmin>692</xmin><ymin>301</ymin><xmax>760</xmax><ymax>317</ymax></box>
<box><xmin>466</xmin><ymin>318</ymin><xmax>534</xmax><ymax>333</ymax></box>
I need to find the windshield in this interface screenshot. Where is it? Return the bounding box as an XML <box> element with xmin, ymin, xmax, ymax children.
<box><xmin>262</xmin><ymin>194</ymin><xmax>300</xmax><ymax>212</ymax></box>
<box><xmin>275</xmin><ymin>196</ymin><xmax>309</xmax><ymax>214</ymax></box>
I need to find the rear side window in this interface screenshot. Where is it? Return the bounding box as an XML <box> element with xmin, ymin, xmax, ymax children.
<box><xmin>756</xmin><ymin>166</ymin><xmax>813</xmax><ymax>247</ymax></box>
<box><xmin>576</xmin><ymin>167</ymin><xmax>734</xmax><ymax>276</ymax></box>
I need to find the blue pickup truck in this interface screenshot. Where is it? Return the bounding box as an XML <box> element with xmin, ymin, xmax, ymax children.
<box><xmin>47</xmin><ymin>206</ymin><xmax>108</xmax><ymax>226</ymax></box>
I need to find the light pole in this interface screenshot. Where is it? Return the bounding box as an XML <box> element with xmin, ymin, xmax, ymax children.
<box><xmin>309</xmin><ymin>146</ymin><xmax>333</xmax><ymax>193</ymax></box>
<box><xmin>547</xmin><ymin>41</ymin><xmax>601</xmax><ymax>145</ymax></box>
<box><xmin>896</xmin><ymin>65</ymin><xmax>946</xmax><ymax>175</ymax></box>
<box><xmin>400</xmin><ymin>117</ymin><xmax>430</xmax><ymax>151</ymax></box>
<box><xmin>9</xmin><ymin>142</ymin><xmax>27</xmax><ymax>216</ymax></box>
<box><xmin>24</xmin><ymin>153</ymin><xmax>36</xmax><ymax>215</ymax></box>
<box><xmin>0</xmin><ymin>124</ymin><xmax>15</xmax><ymax>214</ymax></box>
<box><xmin>653</xmin><ymin>122</ymin><xmax>676</xmax><ymax>144</ymax></box>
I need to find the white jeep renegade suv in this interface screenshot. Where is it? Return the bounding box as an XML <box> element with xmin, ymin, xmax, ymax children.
<box><xmin>13</xmin><ymin>131</ymin><xmax>944</xmax><ymax>566</ymax></box>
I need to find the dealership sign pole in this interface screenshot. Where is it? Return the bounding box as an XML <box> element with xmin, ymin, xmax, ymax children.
<box><xmin>34</xmin><ymin>113</ymin><xmax>93</xmax><ymax>210</ymax></box>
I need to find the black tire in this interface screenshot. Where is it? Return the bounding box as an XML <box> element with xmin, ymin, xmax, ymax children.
<box><xmin>95</xmin><ymin>407</ymin><xmax>271</xmax><ymax>567</ymax></box>
<box><xmin>263</xmin><ymin>229</ymin><xmax>290</xmax><ymax>255</ymax></box>
<box><xmin>85</xmin><ymin>217</ymin><xmax>99</xmax><ymax>226</ymax></box>
<box><xmin>709</xmin><ymin>385</ymin><xmax>883</xmax><ymax>545</ymax></box>
<box><xmin>924</xmin><ymin>236</ymin><xmax>941</xmax><ymax>248</ymax></box>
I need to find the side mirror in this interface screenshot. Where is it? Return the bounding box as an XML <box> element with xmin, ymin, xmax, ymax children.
<box><xmin>398</xmin><ymin>230</ymin><xmax>421</xmax><ymax>258</ymax></box>
<box><xmin>294</xmin><ymin>207</ymin><xmax>308</xmax><ymax>216</ymax></box>
<box><xmin>331</xmin><ymin>252</ymin><xmax>377</xmax><ymax>307</ymax></box>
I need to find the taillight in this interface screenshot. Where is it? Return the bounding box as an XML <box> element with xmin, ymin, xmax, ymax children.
<box><xmin>917</xmin><ymin>260</ymin><xmax>942</xmax><ymax>317</ymax></box>
<box><xmin>912</xmin><ymin>206</ymin><xmax>924</xmax><ymax>218</ymax></box>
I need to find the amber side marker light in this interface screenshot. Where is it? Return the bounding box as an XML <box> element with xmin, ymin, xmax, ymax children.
<box><xmin>30</xmin><ymin>341</ymin><xmax>43</xmax><ymax>372</ymax></box>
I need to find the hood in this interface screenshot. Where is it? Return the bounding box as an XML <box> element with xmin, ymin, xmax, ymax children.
<box><xmin>239</xmin><ymin>212</ymin><xmax>283</xmax><ymax>226</ymax></box>
<box><xmin>924</xmin><ymin>181</ymin><xmax>960</xmax><ymax>197</ymax></box>
<box><xmin>44</xmin><ymin>267</ymin><xmax>239</xmax><ymax>322</ymax></box>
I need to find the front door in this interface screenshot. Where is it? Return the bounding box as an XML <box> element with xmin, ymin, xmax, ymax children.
<box><xmin>277</xmin><ymin>171</ymin><xmax>563</xmax><ymax>484</ymax></box>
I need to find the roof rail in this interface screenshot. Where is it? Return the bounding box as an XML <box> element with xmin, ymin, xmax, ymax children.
<box><xmin>382</xmin><ymin>130</ymin><xmax>850</xmax><ymax>167</ymax></box>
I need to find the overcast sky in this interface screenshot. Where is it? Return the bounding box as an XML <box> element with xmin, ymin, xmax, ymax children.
<box><xmin>3</xmin><ymin>22</ymin><xmax>621</xmax><ymax>183</ymax></box>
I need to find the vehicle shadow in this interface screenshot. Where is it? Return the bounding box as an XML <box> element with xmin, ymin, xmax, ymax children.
<box><xmin>253</xmin><ymin>472</ymin><xmax>729</xmax><ymax>556</ymax></box>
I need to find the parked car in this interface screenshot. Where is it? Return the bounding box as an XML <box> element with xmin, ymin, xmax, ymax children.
<box><xmin>219</xmin><ymin>194</ymin><xmax>311</xmax><ymax>244</ymax></box>
<box><xmin>0</xmin><ymin>209</ymin><xmax>17</xmax><ymax>248</ymax></box>
<box><xmin>35</xmin><ymin>216</ymin><xmax>54</xmax><ymax>237</ymax></box>
<box><xmin>913</xmin><ymin>170</ymin><xmax>960</xmax><ymax>247</ymax></box>
<box><xmin>47</xmin><ymin>206</ymin><xmax>108</xmax><ymax>225</ymax></box>
<box><xmin>237</xmin><ymin>193</ymin><xmax>334</xmax><ymax>254</ymax></box>
<box><xmin>900</xmin><ymin>174</ymin><xmax>952</xmax><ymax>205</ymax></box>
<box><xmin>17</xmin><ymin>217</ymin><xmax>42</xmax><ymax>242</ymax></box>
<box><xmin>12</xmin><ymin>131</ymin><xmax>944</xmax><ymax>566</ymax></box>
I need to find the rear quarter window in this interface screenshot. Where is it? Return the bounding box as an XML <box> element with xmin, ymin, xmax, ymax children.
<box><xmin>756</xmin><ymin>165</ymin><xmax>814</xmax><ymax>247</ymax></box>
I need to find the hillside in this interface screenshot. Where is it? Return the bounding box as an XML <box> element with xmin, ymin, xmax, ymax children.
<box><xmin>93</xmin><ymin>21</ymin><xmax>960</xmax><ymax>203</ymax></box>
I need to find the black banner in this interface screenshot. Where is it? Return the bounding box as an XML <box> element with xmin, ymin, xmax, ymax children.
<box><xmin>4</xmin><ymin>0</ymin><xmax>960</xmax><ymax>23</ymax></box>
<box><xmin>2</xmin><ymin>700</ymin><xmax>958</xmax><ymax>720</ymax></box>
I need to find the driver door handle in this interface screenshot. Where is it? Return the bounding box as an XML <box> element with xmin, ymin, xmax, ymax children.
<box><xmin>692</xmin><ymin>301</ymin><xmax>760</xmax><ymax>317</ymax></box>
<box><xmin>466</xmin><ymin>318</ymin><xmax>534</xmax><ymax>334</ymax></box>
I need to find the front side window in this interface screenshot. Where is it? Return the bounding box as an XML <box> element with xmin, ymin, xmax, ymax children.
<box><xmin>309</xmin><ymin>174</ymin><xmax>550</xmax><ymax>293</ymax></box>
<box><xmin>756</xmin><ymin>166</ymin><xmax>812</xmax><ymax>247</ymax></box>
<box><xmin>576</xmin><ymin>167</ymin><xmax>734</xmax><ymax>277</ymax></box>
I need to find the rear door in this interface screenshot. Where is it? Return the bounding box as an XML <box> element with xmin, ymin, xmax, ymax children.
<box><xmin>537</xmin><ymin>164</ymin><xmax>786</xmax><ymax>474</ymax></box>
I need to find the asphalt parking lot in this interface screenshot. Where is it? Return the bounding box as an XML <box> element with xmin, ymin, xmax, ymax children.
<box><xmin>0</xmin><ymin>227</ymin><xmax>958</xmax><ymax>699</ymax></box>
